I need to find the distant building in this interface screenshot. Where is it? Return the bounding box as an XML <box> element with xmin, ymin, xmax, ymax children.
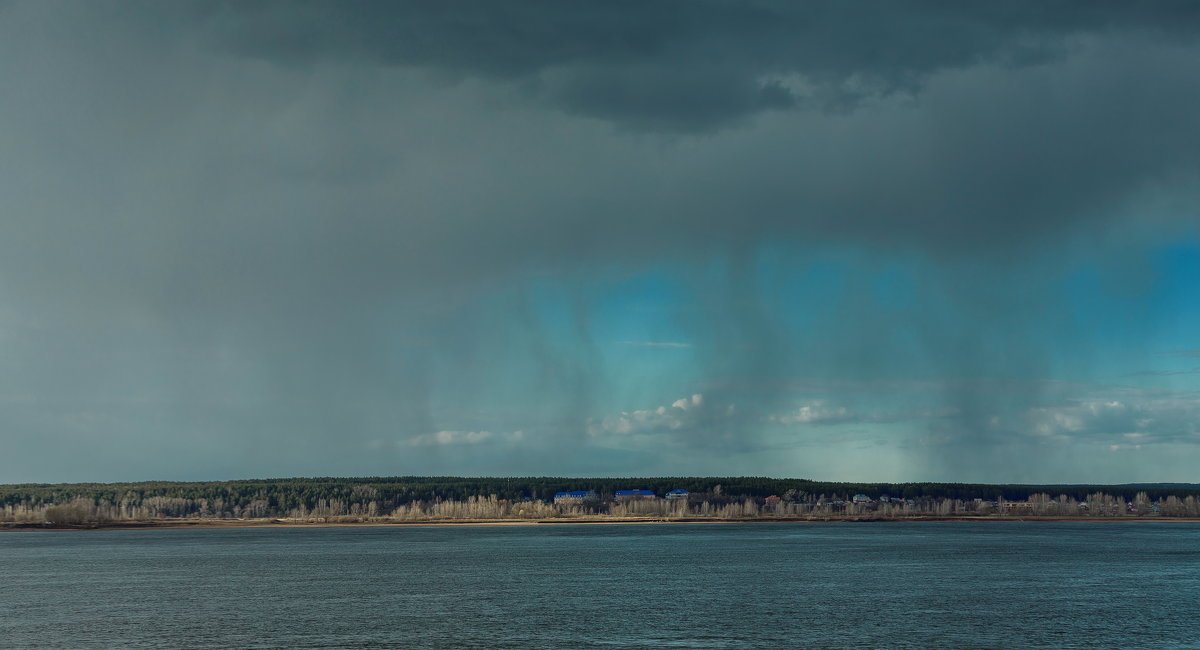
<box><xmin>614</xmin><ymin>489</ymin><xmax>656</xmax><ymax>503</ymax></box>
<box><xmin>852</xmin><ymin>494</ymin><xmax>871</xmax><ymax>504</ymax></box>
<box><xmin>666</xmin><ymin>489</ymin><xmax>690</xmax><ymax>501</ymax></box>
<box><xmin>553</xmin><ymin>490</ymin><xmax>599</xmax><ymax>505</ymax></box>
<box><xmin>764</xmin><ymin>495</ymin><xmax>782</xmax><ymax>506</ymax></box>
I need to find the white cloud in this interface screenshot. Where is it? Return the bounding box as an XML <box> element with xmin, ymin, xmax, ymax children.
<box><xmin>768</xmin><ymin>400</ymin><xmax>854</xmax><ymax>425</ymax></box>
<box><xmin>671</xmin><ymin>393</ymin><xmax>703</xmax><ymax>410</ymax></box>
<box><xmin>1022</xmin><ymin>397</ymin><xmax>1200</xmax><ymax>446</ymax></box>
<box><xmin>588</xmin><ymin>393</ymin><xmax>725</xmax><ymax>437</ymax></box>
<box><xmin>404</xmin><ymin>430</ymin><xmax>526</xmax><ymax>447</ymax></box>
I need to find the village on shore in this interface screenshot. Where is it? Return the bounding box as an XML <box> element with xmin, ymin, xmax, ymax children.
<box><xmin>5</xmin><ymin>477</ymin><xmax>1200</xmax><ymax>528</ymax></box>
<box><xmin>552</xmin><ymin>488</ymin><xmax>1191</xmax><ymax>518</ymax></box>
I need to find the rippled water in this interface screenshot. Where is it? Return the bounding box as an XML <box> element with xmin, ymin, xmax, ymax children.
<box><xmin>2</xmin><ymin>522</ymin><xmax>1198</xmax><ymax>648</ymax></box>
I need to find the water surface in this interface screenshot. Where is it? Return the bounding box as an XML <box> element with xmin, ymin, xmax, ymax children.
<box><xmin>2</xmin><ymin>522</ymin><xmax>1197</xmax><ymax>648</ymax></box>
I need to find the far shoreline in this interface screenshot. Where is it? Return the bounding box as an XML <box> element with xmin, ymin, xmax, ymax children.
<box><xmin>6</xmin><ymin>515</ymin><xmax>1200</xmax><ymax>532</ymax></box>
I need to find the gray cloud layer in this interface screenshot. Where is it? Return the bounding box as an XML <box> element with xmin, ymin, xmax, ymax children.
<box><xmin>0</xmin><ymin>1</ymin><xmax>1197</xmax><ymax>481</ymax></box>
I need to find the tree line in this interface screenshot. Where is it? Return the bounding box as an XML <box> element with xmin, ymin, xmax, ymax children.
<box><xmin>3</xmin><ymin>477</ymin><xmax>1200</xmax><ymax>524</ymax></box>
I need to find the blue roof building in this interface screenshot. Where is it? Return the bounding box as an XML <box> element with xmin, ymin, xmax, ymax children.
<box><xmin>614</xmin><ymin>489</ymin><xmax>657</xmax><ymax>502</ymax></box>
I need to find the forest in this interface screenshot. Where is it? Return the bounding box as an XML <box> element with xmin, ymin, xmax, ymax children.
<box><xmin>3</xmin><ymin>476</ymin><xmax>1200</xmax><ymax>524</ymax></box>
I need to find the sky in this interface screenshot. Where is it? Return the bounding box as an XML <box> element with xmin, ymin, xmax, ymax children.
<box><xmin>1</xmin><ymin>1</ymin><xmax>1198</xmax><ymax>484</ymax></box>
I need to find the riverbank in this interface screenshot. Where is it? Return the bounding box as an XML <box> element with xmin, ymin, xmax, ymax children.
<box><xmin>6</xmin><ymin>515</ymin><xmax>1200</xmax><ymax>531</ymax></box>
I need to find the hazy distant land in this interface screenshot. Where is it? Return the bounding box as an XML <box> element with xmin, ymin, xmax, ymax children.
<box><xmin>5</xmin><ymin>477</ymin><xmax>1200</xmax><ymax>530</ymax></box>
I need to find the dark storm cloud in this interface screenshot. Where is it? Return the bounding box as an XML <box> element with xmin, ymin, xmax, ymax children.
<box><xmin>160</xmin><ymin>0</ymin><xmax>1200</xmax><ymax>266</ymax></box>
<box><xmin>200</xmin><ymin>0</ymin><xmax>1200</xmax><ymax>132</ymax></box>
<box><xmin>4</xmin><ymin>0</ymin><xmax>1197</xmax><ymax>307</ymax></box>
